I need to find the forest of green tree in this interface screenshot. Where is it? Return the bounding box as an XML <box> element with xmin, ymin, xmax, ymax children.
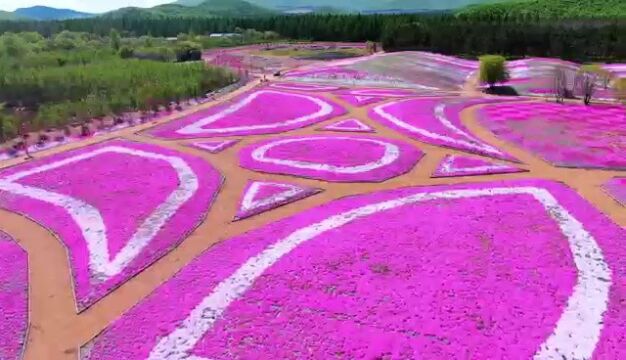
<box><xmin>456</xmin><ymin>0</ymin><xmax>626</xmax><ymax>20</ymax></box>
<box><xmin>1</xmin><ymin>13</ymin><xmax>624</xmax><ymax>62</ymax></box>
<box><xmin>0</xmin><ymin>30</ymin><xmax>248</xmax><ymax>141</ymax></box>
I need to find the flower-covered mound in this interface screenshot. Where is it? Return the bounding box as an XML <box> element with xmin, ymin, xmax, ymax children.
<box><xmin>146</xmin><ymin>89</ymin><xmax>346</xmax><ymax>139</ymax></box>
<box><xmin>267</xmin><ymin>82</ymin><xmax>340</xmax><ymax>92</ymax></box>
<box><xmin>239</xmin><ymin>135</ymin><xmax>423</xmax><ymax>183</ymax></box>
<box><xmin>480</xmin><ymin>102</ymin><xmax>626</xmax><ymax>170</ymax></box>
<box><xmin>370</xmin><ymin>97</ymin><xmax>518</xmax><ymax>161</ymax></box>
<box><xmin>0</xmin><ymin>139</ymin><xmax>222</xmax><ymax>310</ymax></box>
<box><xmin>81</xmin><ymin>180</ymin><xmax>626</xmax><ymax>360</ymax></box>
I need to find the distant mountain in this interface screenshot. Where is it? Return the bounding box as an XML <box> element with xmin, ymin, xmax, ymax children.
<box><xmin>0</xmin><ymin>10</ymin><xmax>24</xmax><ymax>20</ymax></box>
<box><xmin>106</xmin><ymin>0</ymin><xmax>274</xmax><ymax>18</ymax></box>
<box><xmin>13</xmin><ymin>6</ymin><xmax>93</xmax><ymax>20</ymax></box>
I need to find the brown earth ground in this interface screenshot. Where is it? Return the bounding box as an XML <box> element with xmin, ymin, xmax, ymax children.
<box><xmin>0</xmin><ymin>72</ymin><xmax>624</xmax><ymax>360</ymax></box>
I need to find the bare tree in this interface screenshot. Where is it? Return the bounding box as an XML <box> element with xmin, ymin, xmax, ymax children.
<box><xmin>553</xmin><ymin>66</ymin><xmax>568</xmax><ymax>103</ymax></box>
<box><xmin>576</xmin><ymin>71</ymin><xmax>597</xmax><ymax>106</ymax></box>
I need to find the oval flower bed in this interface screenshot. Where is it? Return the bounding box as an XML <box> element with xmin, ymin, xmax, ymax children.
<box><xmin>81</xmin><ymin>179</ymin><xmax>626</xmax><ymax>360</ymax></box>
<box><xmin>239</xmin><ymin>135</ymin><xmax>423</xmax><ymax>183</ymax></box>
<box><xmin>0</xmin><ymin>139</ymin><xmax>222</xmax><ymax>310</ymax></box>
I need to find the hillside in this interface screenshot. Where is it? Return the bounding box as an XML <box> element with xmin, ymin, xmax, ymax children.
<box><xmin>0</xmin><ymin>10</ymin><xmax>23</xmax><ymax>20</ymax></box>
<box><xmin>457</xmin><ymin>0</ymin><xmax>626</xmax><ymax>18</ymax></box>
<box><xmin>13</xmin><ymin>6</ymin><xmax>93</xmax><ymax>20</ymax></box>
<box><xmin>106</xmin><ymin>0</ymin><xmax>274</xmax><ymax>18</ymax></box>
<box><xmin>175</xmin><ymin>0</ymin><xmax>499</xmax><ymax>12</ymax></box>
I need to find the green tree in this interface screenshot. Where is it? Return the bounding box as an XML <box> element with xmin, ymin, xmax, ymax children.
<box><xmin>110</xmin><ymin>29</ymin><xmax>121</xmax><ymax>51</ymax></box>
<box><xmin>479</xmin><ymin>55</ymin><xmax>509</xmax><ymax>89</ymax></box>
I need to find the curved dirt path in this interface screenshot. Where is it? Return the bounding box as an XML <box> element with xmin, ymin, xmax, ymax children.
<box><xmin>0</xmin><ymin>76</ymin><xmax>623</xmax><ymax>359</ymax></box>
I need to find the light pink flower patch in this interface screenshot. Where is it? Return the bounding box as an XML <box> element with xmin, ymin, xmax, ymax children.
<box><xmin>370</xmin><ymin>97</ymin><xmax>518</xmax><ymax>161</ymax></box>
<box><xmin>603</xmin><ymin>177</ymin><xmax>626</xmax><ymax>206</ymax></box>
<box><xmin>235</xmin><ymin>180</ymin><xmax>321</xmax><ymax>220</ymax></box>
<box><xmin>318</xmin><ymin>119</ymin><xmax>375</xmax><ymax>133</ymax></box>
<box><xmin>0</xmin><ymin>139</ymin><xmax>222</xmax><ymax>310</ymax></box>
<box><xmin>81</xmin><ymin>180</ymin><xmax>626</xmax><ymax>360</ymax></box>
<box><xmin>337</xmin><ymin>94</ymin><xmax>384</xmax><ymax>107</ymax></box>
<box><xmin>339</xmin><ymin>88</ymin><xmax>417</xmax><ymax>98</ymax></box>
<box><xmin>433</xmin><ymin>155</ymin><xmax>526</xmax><ymax>178</ymax></box>
<box><xmin>0</xmin><ymin>231</ymin><xmax>27</xmax><ymax>360</ymax></box>
<box><xmin>267</xmin><ymin>82</ymin><xmax>340</xmax><ymax>92</ymax></box>
<box><xmin>480</xmin><ymin>102</ymin><xmax>626</xmax><ymax>170</ymax></box>
<box><xmin>146</xmin><ymin>89</ymin><xmax>346</xmax><ymax>139</ymax></box>
<box><xmin>239</xmin><ymin>135</ymin><xmax>422</xmax><ymax>183</ymax></box>
<box><xmin>186</xmin><ymin>140</ymin><xmax>239</xmax><ymax>154</ymax></box>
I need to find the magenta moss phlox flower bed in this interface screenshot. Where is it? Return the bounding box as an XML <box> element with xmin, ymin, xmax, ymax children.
<box><xmin>81</xmin><ymin>179</ymin><xmax>626</xmax><ymax>360</ymax></box>
<box><xmin>267</xmin><ymin>82</ymin><xmax>340</xmax><ymax>92</ymax></box>
<box><xmin>0</xmin><ymin>139</ymin><xmax>222</xmax><ymax>310</ymax></box>
<box><xmin>339</xmin><ymin>87</ymin><xmax>417</xmax><ymax>98</ymax></box>
<box><xmin>146</xmin><ymin>89</ymin><xmax>346</xmax><ymax>139</ymax></box>
<box><xmin>235</xmin><ymin>180</ymin><xmax>322</xmax><ymax>220</ymax></box>
<box><xmin>433</xmin><ymin>154</ymin><xmax>526</xmax><ymax>178</ymax></box>
<box><xmin>318</xmin><ymin>119</ymin><xmax>374</xmax><ymax>133</ymax></box>
<box><xmin>0</xmin><ymin>231</ymin><xmax>27</xmax><ymax>360</ymax></box>
<box><xmin>603</xmin><ymin>178</ymin><xmax>626</xmax><ymax>206</ymax></box>
<box><xmin>239</xmin><ymin>135</ymin><xmax>422</xmax><ymax>183</ymax></box>
<box><xmin>480</xmin><ymin>102</ymin><xmax>626</xmax><ymax>170</ymax></box>
<box><xmin>370</xmin><ymin>97</ymin><xmax>518</xmax><ymax>161</ymax></box>
<box><xmin>285</xmin><ymin>66</ymin><xmax>371</xmax><ymax>80</ymax></box>
<box><xmin>186</xmin><ymin>140</ymin><xmax>239</xmax><ymax>154</ymax></box>
<box><xmin>337</xmin><ymin>94</ymin><xmax>384</xmax><ymax>107</ymax></box>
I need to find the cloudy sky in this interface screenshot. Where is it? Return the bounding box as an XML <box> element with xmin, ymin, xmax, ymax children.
<box><xmin>0</xmin><ymin>0</ymin><xmax>172</xmax><ymax>13</ymax></box>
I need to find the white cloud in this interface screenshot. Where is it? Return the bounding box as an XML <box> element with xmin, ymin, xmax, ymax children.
<box><xmin>0</xmin><ymin>0</ymin><xmax>173</xmax><ymax>14</ymax></box>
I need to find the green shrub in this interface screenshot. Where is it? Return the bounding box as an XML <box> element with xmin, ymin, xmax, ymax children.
<box><xmin>119</xmin><ymin>46</ymin><xmax>134</xmax><ymax>59</ymax></box>
<box><xmin>479</xmin><ymin>55</ymin><xmax>509</xmax><ymax>88</ymax></box>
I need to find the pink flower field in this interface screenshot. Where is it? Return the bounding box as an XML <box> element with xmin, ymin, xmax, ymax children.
<box><xmin>235</xmin><ymin>180</ymin><xmax>322</xmax><ymax>220</ymax></box>
<box><xmin>337</xmin><ymin>94</ymin><xmax>384</xmax><ymax>107</ymax></box>
<box><xmin>81</xmin><ymin>179</ymin><xmax>626</xmax><ymax>360</ymax></box>
<box><xmin>338</xmin><ymin>87</ymin><xmax>418</xmax><ymax>98</ymax></box>
<box><xmin>267</xmin><ymin>82</ymin><xmax>341</xmax><ymax>92</ymax></box>
<box><xmin>603</xmin><ymin>178</ymin><xmax>626</xmax><ymax>206</ymax></box>
<box><xmin>239</xmin><ymin>135</ymin><xmax>423</xmax><ymax>183</ymax></box>
<box><xmin>185</xmin><ymin>140</ymin><xmax>239</xmax><ymax>154</ymax></box>
<box><xmin>318</xmin><ymin>119</ymin><xmax>375</xmax><ymax>133</ymax></box>
<box><xmin>0</xmin><ymin>139</ymin><xmax>222</xmax><ymax>309</ymax></box>
<box><xmin>0</xmin><ymin>231</ymin><xmax>27</xmax><ymax>360</ymax></box>
<box><xmin>370</xmin><ymin>97</ymin><xmax>518</xmax><ymax>161</ymax></box>
<box><xmin>480</xmin><ymin>102</ymin><xmax>626</xmax><ymax>170</ymax></box>
<box><xmin>433</xmin><ymin>155</ymin><xmax>526</xmax><ymax>178</ymax></box>
<box><xmin>146</xmin><ymin>89</ymin><xmax>346</xmax><ymax>139</ymax></box>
